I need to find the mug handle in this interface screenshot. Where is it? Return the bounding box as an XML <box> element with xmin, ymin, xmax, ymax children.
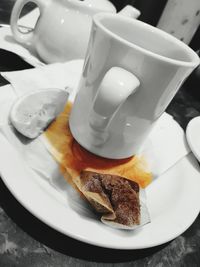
<box><xmin>89</xmin><ymin>67</ymin><xmax>140</xmax><ymax>145</ymax></box>
<box><xmin>10</xmin><ymin>0</ymin><xmax>50</xmax><ymax>45</ymax></box>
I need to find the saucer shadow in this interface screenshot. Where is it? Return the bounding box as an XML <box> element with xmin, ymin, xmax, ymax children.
<box><xmin>187</xmin><ymin>153</ymin><xmax>200</xmax><ymax>172</ymax></box>
<box><xmin>0</xmin><ymin>178</ymin><xmax>169</xmax><ymax>263</ymax></box>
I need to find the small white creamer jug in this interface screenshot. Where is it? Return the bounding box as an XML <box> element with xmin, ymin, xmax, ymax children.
<box><xmin>69</xmin><ymin>13</ymin><xmax>200</xmax><ymax>159</ymax></box>
<box><xmin>10</xmin><ymin>0</ymin><xmax>140</xmax><ymax>63</ymax></box>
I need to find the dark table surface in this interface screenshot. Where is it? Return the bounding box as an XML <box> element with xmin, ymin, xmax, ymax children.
<box><xmin>0</xmin><ymin>1</ymin><xmax>200</xmax><ymax>266</ymax></box>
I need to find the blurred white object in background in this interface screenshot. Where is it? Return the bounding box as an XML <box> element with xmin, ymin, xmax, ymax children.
<box><xmin>157</xmin><ymin>0</ymin><xmax>200</xmax><ymax>44</ymax></box>
<box><xmin>186</xmin><ymin>116</ymin><xmax>200</xmax><ymax>162</ymax></box>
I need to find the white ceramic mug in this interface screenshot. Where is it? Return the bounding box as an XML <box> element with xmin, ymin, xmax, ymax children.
<box><xmin>69</xmin><ymin>13</ymin><xmax>200</xmax><ymax>159</ymax></box>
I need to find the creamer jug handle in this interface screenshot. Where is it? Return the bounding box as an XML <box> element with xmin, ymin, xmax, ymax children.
<box><xmin>10</xmin><ymin>0</ymin><xmax>50</xmax><ymax>45</ymax></box>
<box><xmin>89</xmin><ymin>67</ymin><xmax>140</xmax><ymax>145</ymax></box>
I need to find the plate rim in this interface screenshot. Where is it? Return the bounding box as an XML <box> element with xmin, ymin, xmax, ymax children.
<box><xmin>0</xmin><ymin>133</ymin><xmax>200</xmax><ymax>250</ymax></box>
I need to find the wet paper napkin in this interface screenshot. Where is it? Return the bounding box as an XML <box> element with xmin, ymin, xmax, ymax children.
<box><xmin>1</xmin><ymin>60</ymin><xmax>190</xmax><ymax>176</ymax></box>
<box><xmin>0</xmin><ymin>60</ymin><xmax>83</xmax><ymax>181</ymax></box>
<box><xmin>0</xmin><ymin>9</ymin><xmax>44</xmax><ymax>67</ymax></box>
<box><xmin>0</xmin><ymin>61</ymin><xmax>190</xmax><ymax>226</ymax></box>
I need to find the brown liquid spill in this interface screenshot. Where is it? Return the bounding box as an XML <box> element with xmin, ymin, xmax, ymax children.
<box><xmin>44</xmin><ymin>103</ymin><xmax>152</xmax><ymax>188</ymax></box>
<box><xmin>70</xmin><ymin>140</ymin><xmax>132</xmax><ymax>171</ymax></box>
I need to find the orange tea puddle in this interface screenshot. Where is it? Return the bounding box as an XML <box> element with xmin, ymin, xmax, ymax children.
<box><xmin>44</xmin><ymin>103</ymin><xmax>152</xmax><ymax>188</ymax></box>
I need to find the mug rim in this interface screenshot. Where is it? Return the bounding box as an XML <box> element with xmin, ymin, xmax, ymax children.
<box><xmin>93</xmin><ymin>13</ymin><xmax>200</xmax><ymax>68</ymax></box>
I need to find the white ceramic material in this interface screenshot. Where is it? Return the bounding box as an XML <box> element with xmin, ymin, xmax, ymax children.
<box><xmin>10</xmin><ymin>0</ymin><xmax>140</xmax><ymax>63</ymax></box>
<box><xmin>0</xmin><ymin>133</ymin><xmax>200</xmax><ymax>249</ymax></box>
<box><xmin>69</xmin><ymin>13</ymin><xmax>200</xmax><ymax>159</ymax></box>
<box><xmin>186</xmin><ymin>116</ymin><xmax>200</xmax><ymax>162</ymax></box>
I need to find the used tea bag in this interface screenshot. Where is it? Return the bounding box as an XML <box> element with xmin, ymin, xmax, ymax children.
<box><xmin>73</xmin><ymin>171</ymin><xmax>150</xmax><ymax>230</ymax></box>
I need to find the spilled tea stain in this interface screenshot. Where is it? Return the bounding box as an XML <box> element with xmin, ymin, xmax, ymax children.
<box><xmin>44</xmin><ymin>103</ymin><xmax>152</xmax><ymax>188</ymax></box>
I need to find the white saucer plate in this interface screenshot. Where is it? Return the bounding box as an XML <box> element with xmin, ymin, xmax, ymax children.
<box><xmin>0</xmin><ymin>133</ymin><xmax>200</xmax><ymax>250</ymax></box>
